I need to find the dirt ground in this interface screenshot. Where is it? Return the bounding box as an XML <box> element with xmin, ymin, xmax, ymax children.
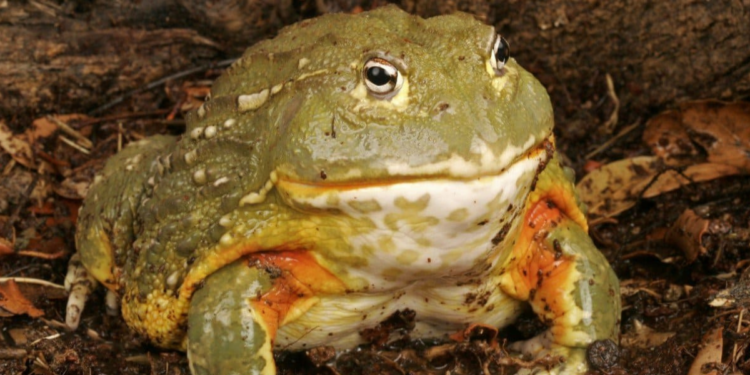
<box><xmin>1</xmin><ymin>1</ymin><xmax>749</xmax><ymax>374</ymax></box>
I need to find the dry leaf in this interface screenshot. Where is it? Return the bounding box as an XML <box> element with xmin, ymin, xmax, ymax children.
<box><xmin>0</xmin><ymin>120</ymin><xmax>35</xmax><ymax>168</ymax></box>
<box><xmin>680</xmin><ymin>101</ymin><xmax>750</xmax><ymax>171</ymax></box>
<box><xmin>7</xmin><ymin>328</ymin><xmax>28</xmax><ymax>345</ymax></box>
<box><xmin>619</xmin><ymin>279</ymin><xmax>663</xmax><ymax>299</ymax></box>
<box><xmin>643</xmin><ymin>100</ymin><xmax>750</xmax><ymax>172</ymax></box>
<box><xmin>643</xmin><ymin>109</ymin><xmax>699</xmax><ymax>163</ymax></box>
<box><xmin>178</xmin><ymin>84</ymin><xmax>212</xmax><ymax>113</ymax></box>
<box><xmin>27</xmin><ymin>117</ymin><xmax>60</xmax><ymax>145</ymax></box>
<box><xmin>710</xmin><ymin>268</ymin><xmax>750</xmax><ymax>309</ymax></box>
<box><xmin>0</xmin><ymin>280</ymin><xmax>44</xmax><ymax>318</ymax></box>
<box><xmin>585</xmin><ymin>101</ymin><xmax>750</xmax><ymax>221</ymax></box>
<box><xmin>577</xmin><ymin>156</ymin><xmax>661</xmax><ymax>222</ymax></box>
<box><xmin>664</xmin><ymin>209</ymin><xmax>710</xmax><ymax>262</ymax></box>
<box><xmin>0</xmin><ymin>215</ymin><xmax>14</xmax><ymax>256</ymax></box>
<box><xmin>579</xmin><ymin>158</ymin><xmax>744</xmax><ymax>221</ymax></box>
<box><xmin>620</xmin><ymin>320</ymin><xmax>675</xmax><ymax>348</ymax></box>
<box><xmin>0</xmin><ymin>236</ymin><xmax>13</xmax><ymax>256</ymax></box>
<box><xmin>642</xmin><ymin>163</ymin><xmax>745</xmax><ymax>198</ymax></box>
<box><xmin>54</xmin><ymin>178</ymin><xmax>90</xmax><ymax>200</ymax></box>
<box><xmin>687</xmin><ymin>327</ymin><xmax>723</xmax><ymax>375</ymax></box>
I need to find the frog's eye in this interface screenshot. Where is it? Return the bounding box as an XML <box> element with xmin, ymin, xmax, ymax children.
<box><xmin>490</xmin><ymin>35</ymin><xmax>510</xmax><ymax>73</ymax></box>
<box><xmin>363</xmin><ymin>58</ymin><xmax>403</xmax><ymax>98</ymax></box>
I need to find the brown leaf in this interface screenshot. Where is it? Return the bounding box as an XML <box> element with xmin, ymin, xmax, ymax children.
<box><xmin>35</xmin><ymin>114</ymin><xmax>94</xmax><ymax>150</ymax></box>
<box><xmin>0</xmin><ymin>236</ymin><xmax>13</xmax><ymax>256</ymax></box>
<box><xmin>27</xmin><ymin>117</ymin><xmax>59</xmax><ymax>145</ymax></box>
<box><xmin>681</xmin><ymin>101</ymin><xmax>750</xmax><ymax>171</ymax></box>
<box><xmin>643</xmin><ymin>109</ymin><xmax>699</xmax><ymax>163</ymax></box>
<box><xmin>620</xmin><ymin>320</ymin><xmax>675</xmax><ymax>348</ymax></box>
<box><xmin>664</xmin><ymin>209</ymin><xmax>710</xmax><ymax>263</ymax></box>
<box><xmin>0</xmin><ymin>280</ymin><xmax>44</xmax><ymax>318</ymax></box>
<box><xmin>642</xmin><ymin>163</ymin><xmax>744</xmax><ymax>198</ymax></box>
<box><xmin>54</xmin><ymin>178</ymin><xmax>90</xmax><ymax>200</ymax></box>
<box><xmin>644</xmin><ymin>100</ymin><xmax>750</xmax><ymax>171</ymax></box>
<box><xmin>0</xmin><ymin>120</ymin><xmax>35</xmax><ymax>168</ymax></box>
<box><xmin>0</xmin><ymin>215</ymin><xmax>15</xmax><ymax>256</ymax></box>
<box><xmin>579</xmin><ymin>158</ymin><xmax>744</xmax><ymax>221</ymax></box>
<box><xmin>687</xmin><ymin>327</ymin><xmax>722</xmax><ymax>375</ymax></box>
<box><xmin>577</xmin><ymin>156</ymin><xmax>661</xmax><ymax>222</ymax></box>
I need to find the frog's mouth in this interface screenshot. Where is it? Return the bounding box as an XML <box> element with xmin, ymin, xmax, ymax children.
<box><xmin>275</xmin><ymin>137</ymin><xmax>553</xmax><ymax>199</ymax></box>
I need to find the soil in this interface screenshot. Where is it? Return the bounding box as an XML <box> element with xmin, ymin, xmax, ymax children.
<box><xmin>1</xmin><ymin>1</ymin><xmax>749</xmax><ymax>374</ymax></box>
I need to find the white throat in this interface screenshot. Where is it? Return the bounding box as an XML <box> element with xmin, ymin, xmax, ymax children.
<box><xmin>281</xmin><ymin>153</ymin><xmax>544</xmax><ymax>289</ymax></box>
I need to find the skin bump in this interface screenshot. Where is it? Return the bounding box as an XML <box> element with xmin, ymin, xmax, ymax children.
<box><xmin>238</xmin><ymin>89</ymin><xmax>270</xmax><ymax>112</ymax></box>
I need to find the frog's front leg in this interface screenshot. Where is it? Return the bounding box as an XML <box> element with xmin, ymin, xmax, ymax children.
<box><xmin>187</xmin><ymin>259</ymin><xmax>276</xmax><ymax>375</ymax></box>
<box><xmin>187</xmin><ymin>251</ymin><xmax>346</xmax><ymax>375</ymax></box>
<box><xmin>498</xmin><ymin>198</ymin><xmax>620</xmax><ymax>374</ymax></box>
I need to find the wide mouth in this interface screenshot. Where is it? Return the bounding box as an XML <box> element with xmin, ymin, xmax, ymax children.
<box><xmin>275</xmin><ymin>136</ymin><xmax>553</xmax><ymax>198</ymax></box>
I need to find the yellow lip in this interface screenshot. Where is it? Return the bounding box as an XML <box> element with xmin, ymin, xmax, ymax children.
<box><xmin>275</xmin><ymin>136</ymin><xmax>554</xmax><ymax>197</ymax></box>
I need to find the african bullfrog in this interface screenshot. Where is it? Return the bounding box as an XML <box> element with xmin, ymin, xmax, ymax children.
<box><xmin>70</xmin><ymin>5</ymin><xmax>620</xmax><ymax>374</ymax></box>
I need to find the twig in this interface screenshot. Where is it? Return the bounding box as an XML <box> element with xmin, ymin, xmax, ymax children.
<box><xmin>2</xmin><ymin>158</ymin><xmax>15</xmax><ymax>175</ymax></box>
<box><xmin>88</xmin><ymin>58</ymin><xmax>237</xmax><ymax>116</ymax></box>
<box><xmin>77</xmin><ymin>109</ymin><xmax>171</xmax><ymax>126</ymax></box>
<box><xmin>601</xmin><ymin>73</ymin><xmax>620</xmax><ymax>133</ymax></box>
<box><xmin>0</xmin><ymin>277</ymin><xmax>66</xmax><ymax>289</ymax></box>
<box><xmin>0</xmin><ymin>348</ymin><xmax>27</xmax><ymax>360</ymax></box>
<box><xmin>16</xmin><ymin>249</ymin><xmax>67</xmax><ymax>260</ymax></box>
<box><xmin>46</xmin><ymin>115</ymin><xmax>93</xmax><ymax>149</ymax></box>
<box><xmin>585</xmin><ymin>120</ymin><xmax>641</xmax><ymax>159</ymax></box>
<box><xmin>29</xmin><ymin>333</ymin><xmax>61</xmax><ymax>346</ymax></box>
<box><xmin>59</xmin><ymin>135</ymin><xmax>91</xmax><ymax>154</ymax></box>
<box><xmin>733</xmin><ymin>308</ymin><xmax>744</xmax><ymax>366</ymax></box>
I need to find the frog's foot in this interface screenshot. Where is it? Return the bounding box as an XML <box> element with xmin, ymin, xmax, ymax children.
<box><xmin>64</xmin><ymin>253</ymin><xmax>98</xmax><ymax>330</ymax></box>
<box><xmin>510</xmin><ymin>331</ymin><xmax>586</xmax><ymax>375</ymax></box>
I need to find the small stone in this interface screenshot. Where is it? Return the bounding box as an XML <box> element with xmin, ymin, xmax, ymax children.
<box><xmin>586</xmin><ymin>339</ymin><xmax>620</xmax><ymax>371</ymax></box>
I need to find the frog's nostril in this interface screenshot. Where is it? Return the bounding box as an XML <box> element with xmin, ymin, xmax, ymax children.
<box><xmin>432</xmin><ymin>101</ymin><xmax>451</xmax><ymax>115</ymax></box>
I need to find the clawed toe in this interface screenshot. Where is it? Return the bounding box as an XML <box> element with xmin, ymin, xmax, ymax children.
<box><xmin>64</xmin><ymin>253</ymin><xmax>98</xmax><ymax>330</ymax></box>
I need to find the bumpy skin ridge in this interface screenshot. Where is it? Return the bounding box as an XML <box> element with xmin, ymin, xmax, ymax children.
<box><xmin>76</xmin><ymin>136</ymin><xmax>177</xmax><ymax>291</ymax></box>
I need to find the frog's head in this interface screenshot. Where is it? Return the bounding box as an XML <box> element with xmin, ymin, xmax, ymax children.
<box><xmin>203</xmin><ymin>6</ymin><xmax>555</xmax><ymax>277</ymax></box>
<box><xmin>209</xmin><ymin>5</ymin><xmax>553</xmax><ymax>187</ymax></box>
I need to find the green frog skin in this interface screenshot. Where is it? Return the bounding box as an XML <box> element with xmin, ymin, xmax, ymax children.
<box><xmin>72</xmin><ymin>5</ymin><xmax>620</xmax><ymax>374</ymax></box>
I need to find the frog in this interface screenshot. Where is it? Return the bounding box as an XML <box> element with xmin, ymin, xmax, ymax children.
<box><xmin>69</xmin><ymin>5</ymin><xmax>620</xmax><ymax>375</ymax></box>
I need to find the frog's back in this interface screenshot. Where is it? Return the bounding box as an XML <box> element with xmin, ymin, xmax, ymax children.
<box><xmin>76</xmin><ymin>135</ymin><xmax>177</xmax><ymax>291</ymax></box>
<box><xmin>77</xmin><ymin>95</ymin><xmax>279</xmax><ymax>346</ymax></box>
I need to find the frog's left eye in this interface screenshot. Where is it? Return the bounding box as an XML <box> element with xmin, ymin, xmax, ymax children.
<box><xmin>490</xmin><ymin>35</ymin><xmax>510</xmax><ymax>73</ymax></box>
<box><xmin>363</xmin><ymin>58</ymin><xmax>403</xmax><ymax>98</ymax></box>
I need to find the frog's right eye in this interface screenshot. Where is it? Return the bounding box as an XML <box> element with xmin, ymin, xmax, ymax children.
<box><xmin>490</xmin><ymin>35</ymin><xmax>510</xmax><ymax>73</ymax></box>
<box><xmin>363</xmin><ymin>58</ymin><xmax>403</xmax><ymax>99</ymax></box>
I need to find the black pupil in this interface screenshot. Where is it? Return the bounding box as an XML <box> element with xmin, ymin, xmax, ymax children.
<box><xmin>496</xmin><ymin>38</ymin><xmax>510</xmax><ymax>64</ymax></box>
<box><xmin>367</xmin><ymin>66</ymin><xmax>392</xmax><ymax>86</ymax></box>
